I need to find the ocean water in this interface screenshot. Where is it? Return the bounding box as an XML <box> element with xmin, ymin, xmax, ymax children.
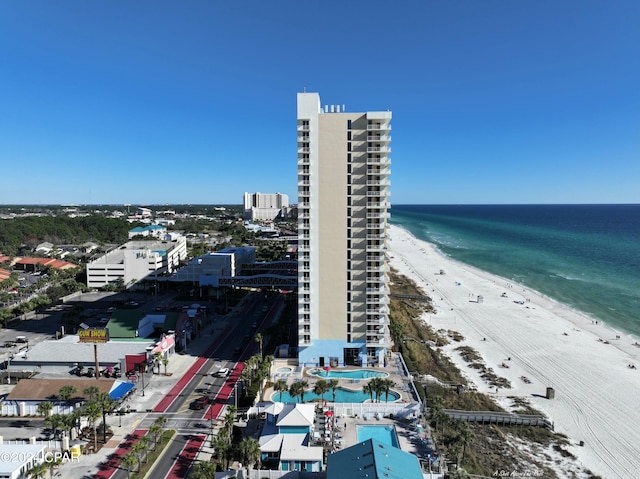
<box><xmin>390</xmin><ymin>205</ymin><xmax>640</xmax><ymax>337</ymax></box>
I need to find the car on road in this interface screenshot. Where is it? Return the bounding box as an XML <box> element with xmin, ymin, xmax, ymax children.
<box><xmin>191</xmin><ymin>396</ymin><xmax>212</xmax><ymax>410</ymax></box>
<box><xmin>214</xmin><ymin>367</ymin><xmax>230</xmax><ymax>378</ymax></box>
<box><xmin>107</xmin><ymin>307</ymin><xmax>116</xmax><ymax>313</ymax></box>
<box><xmin>99</xmin><ymin>318</ymin><xmax>109</xmax><ymax>324</ymax></box>
<box><xmin>232</xmin><ymin>346</ymin><xmax>242</xmax><ymax>356</ymax></box>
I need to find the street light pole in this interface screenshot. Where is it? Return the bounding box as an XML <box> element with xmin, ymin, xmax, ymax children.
<box><xmin>7</xmin><ymin>354</ymin><xmax>13</xmax><ymax>385</ymax></box>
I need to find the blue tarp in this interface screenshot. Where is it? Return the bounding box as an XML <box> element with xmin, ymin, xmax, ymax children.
<box><xmin>109</xmin><ymin>381</ymin><xmax>135</xmax><ymax>401</ymax></box>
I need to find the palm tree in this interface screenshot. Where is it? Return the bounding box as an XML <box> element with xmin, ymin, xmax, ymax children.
<box><xmin>155</xmin><ymin>416</ymin><xmax>168</xmax><ymax>443</ymax></box>
<box><xmin>328</xmin><ymin>379</ymin><xmax>339</xmax><ymax>403</ymax></box>
<box><xmin>297</xmin><ymin>380</ymin><xmax>308</xmax><ymax>403</ymax></box>
<box><xmin>37</xmin><ymin>401</ymin><xmax>53</xmax><ymax>417</ymax></box>
<box><xmin>130</xmin><ymin>441</ymin><xmax>145</xmax><ymax>472</ymax></box>
<box><xmin>368</xmin><ymin>377</ymin><xmax>384</xmax><ymax>403</ymax></box>
<box><xmin>273</xmin><ymin>379</ymin><xmax>288</xmax><ymax>402</ymax></box>
<box><xmin>190</xmin><ymin>461</ymin><xmax>218</xmax><ymax>479</ymax></box>
<box><xmin>239</xmin><ymin>436</ymin><xmax>262</xmax><ymax>470</ymax></box>
<box><xmin>363</xmin><ymin>383</ymin><xmax>375</xmax><ymax>403</ymax></box>
<box><xmin>46</xmin><ymin>457</ymin><xmax>62</xmax><ymax>479</ymax></box>
<box><xmin>254</xmin><ymin>333</ymin><xmax>263</xmax><ymax>357</ymax></box>
<box><xmin>138</xmin><ymin>434</ymin><xmax>151</xmax><ymax>463</ymax></box>
<box><xmin>313</xmin><ymin>379</ymin><xmax>329</xmax><ymax>403</ymax></box>
<box><xmin>58</xmin><ymin>385</ymin><xmax>78</xmax><ymax>408</ymax></box>
<box><xmin>162</xmin><ymin>358</ymin><xmax>169</xmax><ymax>375</ymax></box>
<box><xmin>149</xmin><ymin>423</ymin><xmax>162</xmax><ymax>450</ymax></box>
<box><xmin>456</xmin><ymin>420</ymin><xmax>474</xmax><ymax>462</ymax></box>
<box><xmin>83</xmin><ymin>401</ymin><xmax>101</xmax><ymax>452</ymax></box>
<box><xmin>121</xmin><ymin>453</ymin><xmax>137</xmax><ymax>479</ymax></box>
<box><xmin>95</xmin><ymin>392</ymin><xmax>117</xmax><ymax>444</ymax></box>
<box><xmin>380</xmin><ymin>378</ymin><xmax>395</xmax><ymax>403</ymax></box>
<box><xmin>26</xmin><ymin>462</ymin><xmax>48</xmax><ymax>479</ymax></box>
<box><xmin>83</xmin><ymin>385</ymin><xmax>100</xmax><ymax>402</ymax></box>
<box><xmin>224</xmin><ymin>406</ymin><xmax>237</xmax><ymax>442</ymax></box>
<box><xmin>212</xmin><ymin>434</ymin><xmax>232</xmax><ymax>470</ymax></box>
<box><xmin>44</xmin><ymin>414</ymin><xmax>64</xmax><ymax>440</ymax></box>
<box><xmin>288</xmin><ymin>381</ymin><xmax>305</xmax><ymax>403</ymax></box>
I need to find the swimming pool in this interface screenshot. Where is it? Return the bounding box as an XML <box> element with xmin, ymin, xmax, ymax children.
<box><xmin>357</xmin><ymin>425</ymin><xmax>400</xmax><ymax>448</ymax></box>
<box><xmin>307</xmin><ymin>368</ymin><xmax>388</xmax><ymax>379</ymax></box>
<box><xmin>276</xmin><ymin>367</ymin><xmax>293</xmax><ymax>373</ymax></box>
<box><xmin>271</xmin><ymin>387</ymin><xmax>400</xmax><ymax>403</ymax></box>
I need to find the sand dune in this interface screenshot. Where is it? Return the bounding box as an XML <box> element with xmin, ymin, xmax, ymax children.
<box><xmin>388</xmin><ymin>225</ymin><xmax>640</xmax><ymax>478</ymax></box>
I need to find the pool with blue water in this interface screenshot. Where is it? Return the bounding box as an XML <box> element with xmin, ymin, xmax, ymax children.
<box><xmin>357</xmin><ymin>425</ymin><xmax>400</xmax><ymax>448</ymax></box>
<box><xmin>271</xmin><ymin>387</ymin><xmax>400</xmax><ymax>403</ymax></box>
<box><xmin>307</xmin><ymin>368</ymin><xmax>388</xmax><ymax>379</ymax></box>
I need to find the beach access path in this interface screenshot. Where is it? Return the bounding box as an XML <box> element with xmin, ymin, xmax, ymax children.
<box><xmin>388</xmin><ymin>225</ymin><xmax>640</xmax><ymax>479</ymax></box>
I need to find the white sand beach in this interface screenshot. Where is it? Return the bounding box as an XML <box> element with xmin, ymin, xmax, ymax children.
<box><xmin>388</xmin><ymin>225</ymin><xmax>640</xmax><ymax>479</ymax></box>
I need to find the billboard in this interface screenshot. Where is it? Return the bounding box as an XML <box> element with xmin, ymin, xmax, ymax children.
<box><xmin>79</xmin><ymin>328</ymin><xmax>109</xmax><ymax>343</ymax></box>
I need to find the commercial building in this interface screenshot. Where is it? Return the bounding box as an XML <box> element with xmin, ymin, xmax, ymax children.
<box><xmin>86</xmin><ymin>237</ymin><xmax>187</xmax><ymax>288</ymax></box>
<box><xmin>243</xmin><ymin>192</ymin><xmax>290</xmax><ymax>221</ymax></box>
<box><xmin>297</xmin><ymin>92</ymin><xmax>392</xmax><ymax>367</ymax></box>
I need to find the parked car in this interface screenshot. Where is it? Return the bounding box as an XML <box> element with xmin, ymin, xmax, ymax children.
<box><xmin>86</xmin><ymin>367</ymin><xmax>96</xmax><ymax>377</ymax></box>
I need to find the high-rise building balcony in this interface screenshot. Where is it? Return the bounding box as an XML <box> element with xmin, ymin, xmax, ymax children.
<box><xmin>366</xmin><ymin>168</ymin><xmax>390</xmax><ymax>176</ymax></box>
<box><xmin>367</xmin><ymin>123</ymin><xmax>391</xmax><ymax>131</ymax></box>
<box><xmin>366</xmin><ymin>135</ymin><xmax>391</xmax><ymax>142</ymax></box>
<box><xmin>366</xmin><ymin>179</ymin><xmax>391</xmax><ymax>187</ymax></box>
<box><xmin>297</xmin><ymin>124</ymin><xmax>310</xmax><ymax>131</ymax></box>
<box><xmin>366</xmin><ymin>157</ymin><xmax>391</xmax><ymax>166</ymax></box>
<box><xmin>366</xmin><ymin>146</ymin><xmax>391</xmax><ymax>154</ymax></box>
<box><xmin>366</xmin><ymin>212</ymin><xmax>390</xmax><ymax>220</ymax></box>
<box><xmin>298</xmin><ymin>146</ymin><xmax>310</xmax><ymax>153</ymax></box>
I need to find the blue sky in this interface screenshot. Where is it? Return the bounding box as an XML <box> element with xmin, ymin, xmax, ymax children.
<box><xmin>1</xmin><ymin>1</ymin><xmax>638</xmax><ymax>205</ymax></box>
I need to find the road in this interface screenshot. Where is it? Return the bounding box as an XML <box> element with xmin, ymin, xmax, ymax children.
<box><xmin>104</xmin><ymin>292</ymin><xmax>281</xmax><ymax>479</ymax></box>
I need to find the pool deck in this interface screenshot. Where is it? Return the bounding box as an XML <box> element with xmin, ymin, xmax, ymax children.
<box><xmin>263</xmin><ymin>354</ymin><xmax>439</xmax><ymax>470</ymax></box>
<box><xmin>267</xmin><ymin>353</ymin><xmax>417</xmax><ymax>404</ymax></box>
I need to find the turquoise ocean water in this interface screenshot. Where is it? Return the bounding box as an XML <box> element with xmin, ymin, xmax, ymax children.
<box><xmin>390</xmin><ymin>205</ymin><xmax>640</xmax><ymax>337</ymax></box>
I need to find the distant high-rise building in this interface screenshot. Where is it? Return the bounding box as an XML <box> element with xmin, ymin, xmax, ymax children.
<box><xmin>297</xmin><ymin>92</ymin><xmax>392</xmax><ymax>367</ymax></box>
<box><xmin>243</xmin><ymin>192</ymin><xmax>289</xmax><ymax>221</ymax></box>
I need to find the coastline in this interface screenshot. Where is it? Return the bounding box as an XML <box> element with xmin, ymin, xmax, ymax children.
<box><xmin>387</xmin><ymin>224</ymin><xmax>640</xmax><ymax>478</ymax></box>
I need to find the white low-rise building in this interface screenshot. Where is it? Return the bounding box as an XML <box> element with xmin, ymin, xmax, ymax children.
<box><xmin>86</xmin><ymin>237</ymin><xmax>187</xmax><ymax>288</ymax></box>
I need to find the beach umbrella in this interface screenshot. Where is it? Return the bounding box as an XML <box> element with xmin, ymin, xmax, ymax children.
<box><xmin>324</xmin><ymin>410</ymin><xmax>334</xmax><ymax>417</ymax></box>
<box><xmin>323</xmin><ymin>366</ymin><xmax>331</xmax><ymax>371</ymax></box>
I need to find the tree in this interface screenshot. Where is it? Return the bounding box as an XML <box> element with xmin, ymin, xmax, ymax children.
<box><xmin>94</xmin><ymin>392</ymin><xmax>117</xmax><ymax>444</ymax></box>
<box><xmin>313</xmin><ymin>379</ymin><xmax>329</xmax><ymax>403</ymax></box>
<box><xmin>273</xmin><ymin>379</ymin><xmax>288</xmax><ymax>402</ymax></box>
<box><xmin>83</xmin><ymin>385</ymin><xmax>100</xmax><ymax>402</ymax></box>
<box><xmin>121</xmin><ymin>453</ymin><xmax>137</xmax><ymax>479</ymax></box>
<box><xmin>363</xmin><ymin>383</ymin><xmax>375</xmax><ymax>403</ymax></box>
<box><xmin>149</xmin><ymin>423</ymin><xmax>162</xmax><ymax>450</ymax></box>
<box><xmin>254</xmin><ymin>333</ymin><xmax>263</xmax><ymax>358</ymax></box>
<box><xmin>189</xmin><ymin>461</ymin><xmax>218</xmax><ymax>479</ymax></box>
<box><xmin>130</xmin><ymin>441</ymin><xmax>145</xmax><ymax>472</ymax></box>
<box><xmin>26</xmin><ymin>462</ymin><xmax>48</xmax><ymax>479</ymax></box>
<box><xmin>155</xmin><ymin>416</ymin><xmax>168</xmax><ymax>443</ymax></box>
<box><xmin>162</xmin><ymin>357</ymin><xmax>169</xmax><ymax>375</ymax></box>
<box><xmin>83</xmin><ymin>402</ymin><xmax>102</xmax><ymax>452</ymax></box>
<box><xmin>37</xmin><ymin>401</ymin><xmax>53</xmax><ymax>417</ymax></box>
<box><xmin>44</xmin><ymin>414</ymin><xmax>64</xmax><ymax>440</ymax></box>
<box><xmin>239</xmin><ymin>437</ymin><xmax>261</xmax><ymax>470</ymax></box>
<box><xmin>328</xmin><ymin>379</ymin><xmax>339</xmax><ymax>403</ymax></box>
<box><xmin>211</xmin><ymin>434</ymin><xmax>232</xmax><ymax>470</ymax></box>
<box><xmin>223</xmin><ymin>406</ymin><xmax>237</xmax><ymax>442</ymax></box>
<box><xmin>380</xmin><ymin>378</ymin><xmax>395</xmax><ymax>403</ymax></box>
<box><xmin>58</xmin><ymin>385</ymin><xmax>78</xmax><ymax>407</ymax></box>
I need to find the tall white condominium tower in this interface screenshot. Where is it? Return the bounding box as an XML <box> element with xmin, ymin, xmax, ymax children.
<box><xmin>243</xmin><ymin>192</ymin><xmax>290</xmax><ymax>221</ymax></box>
<box><xmin>297</xmin><ymin>92</ymin><xmax>391</xmax><ymax>368</ymax></box>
